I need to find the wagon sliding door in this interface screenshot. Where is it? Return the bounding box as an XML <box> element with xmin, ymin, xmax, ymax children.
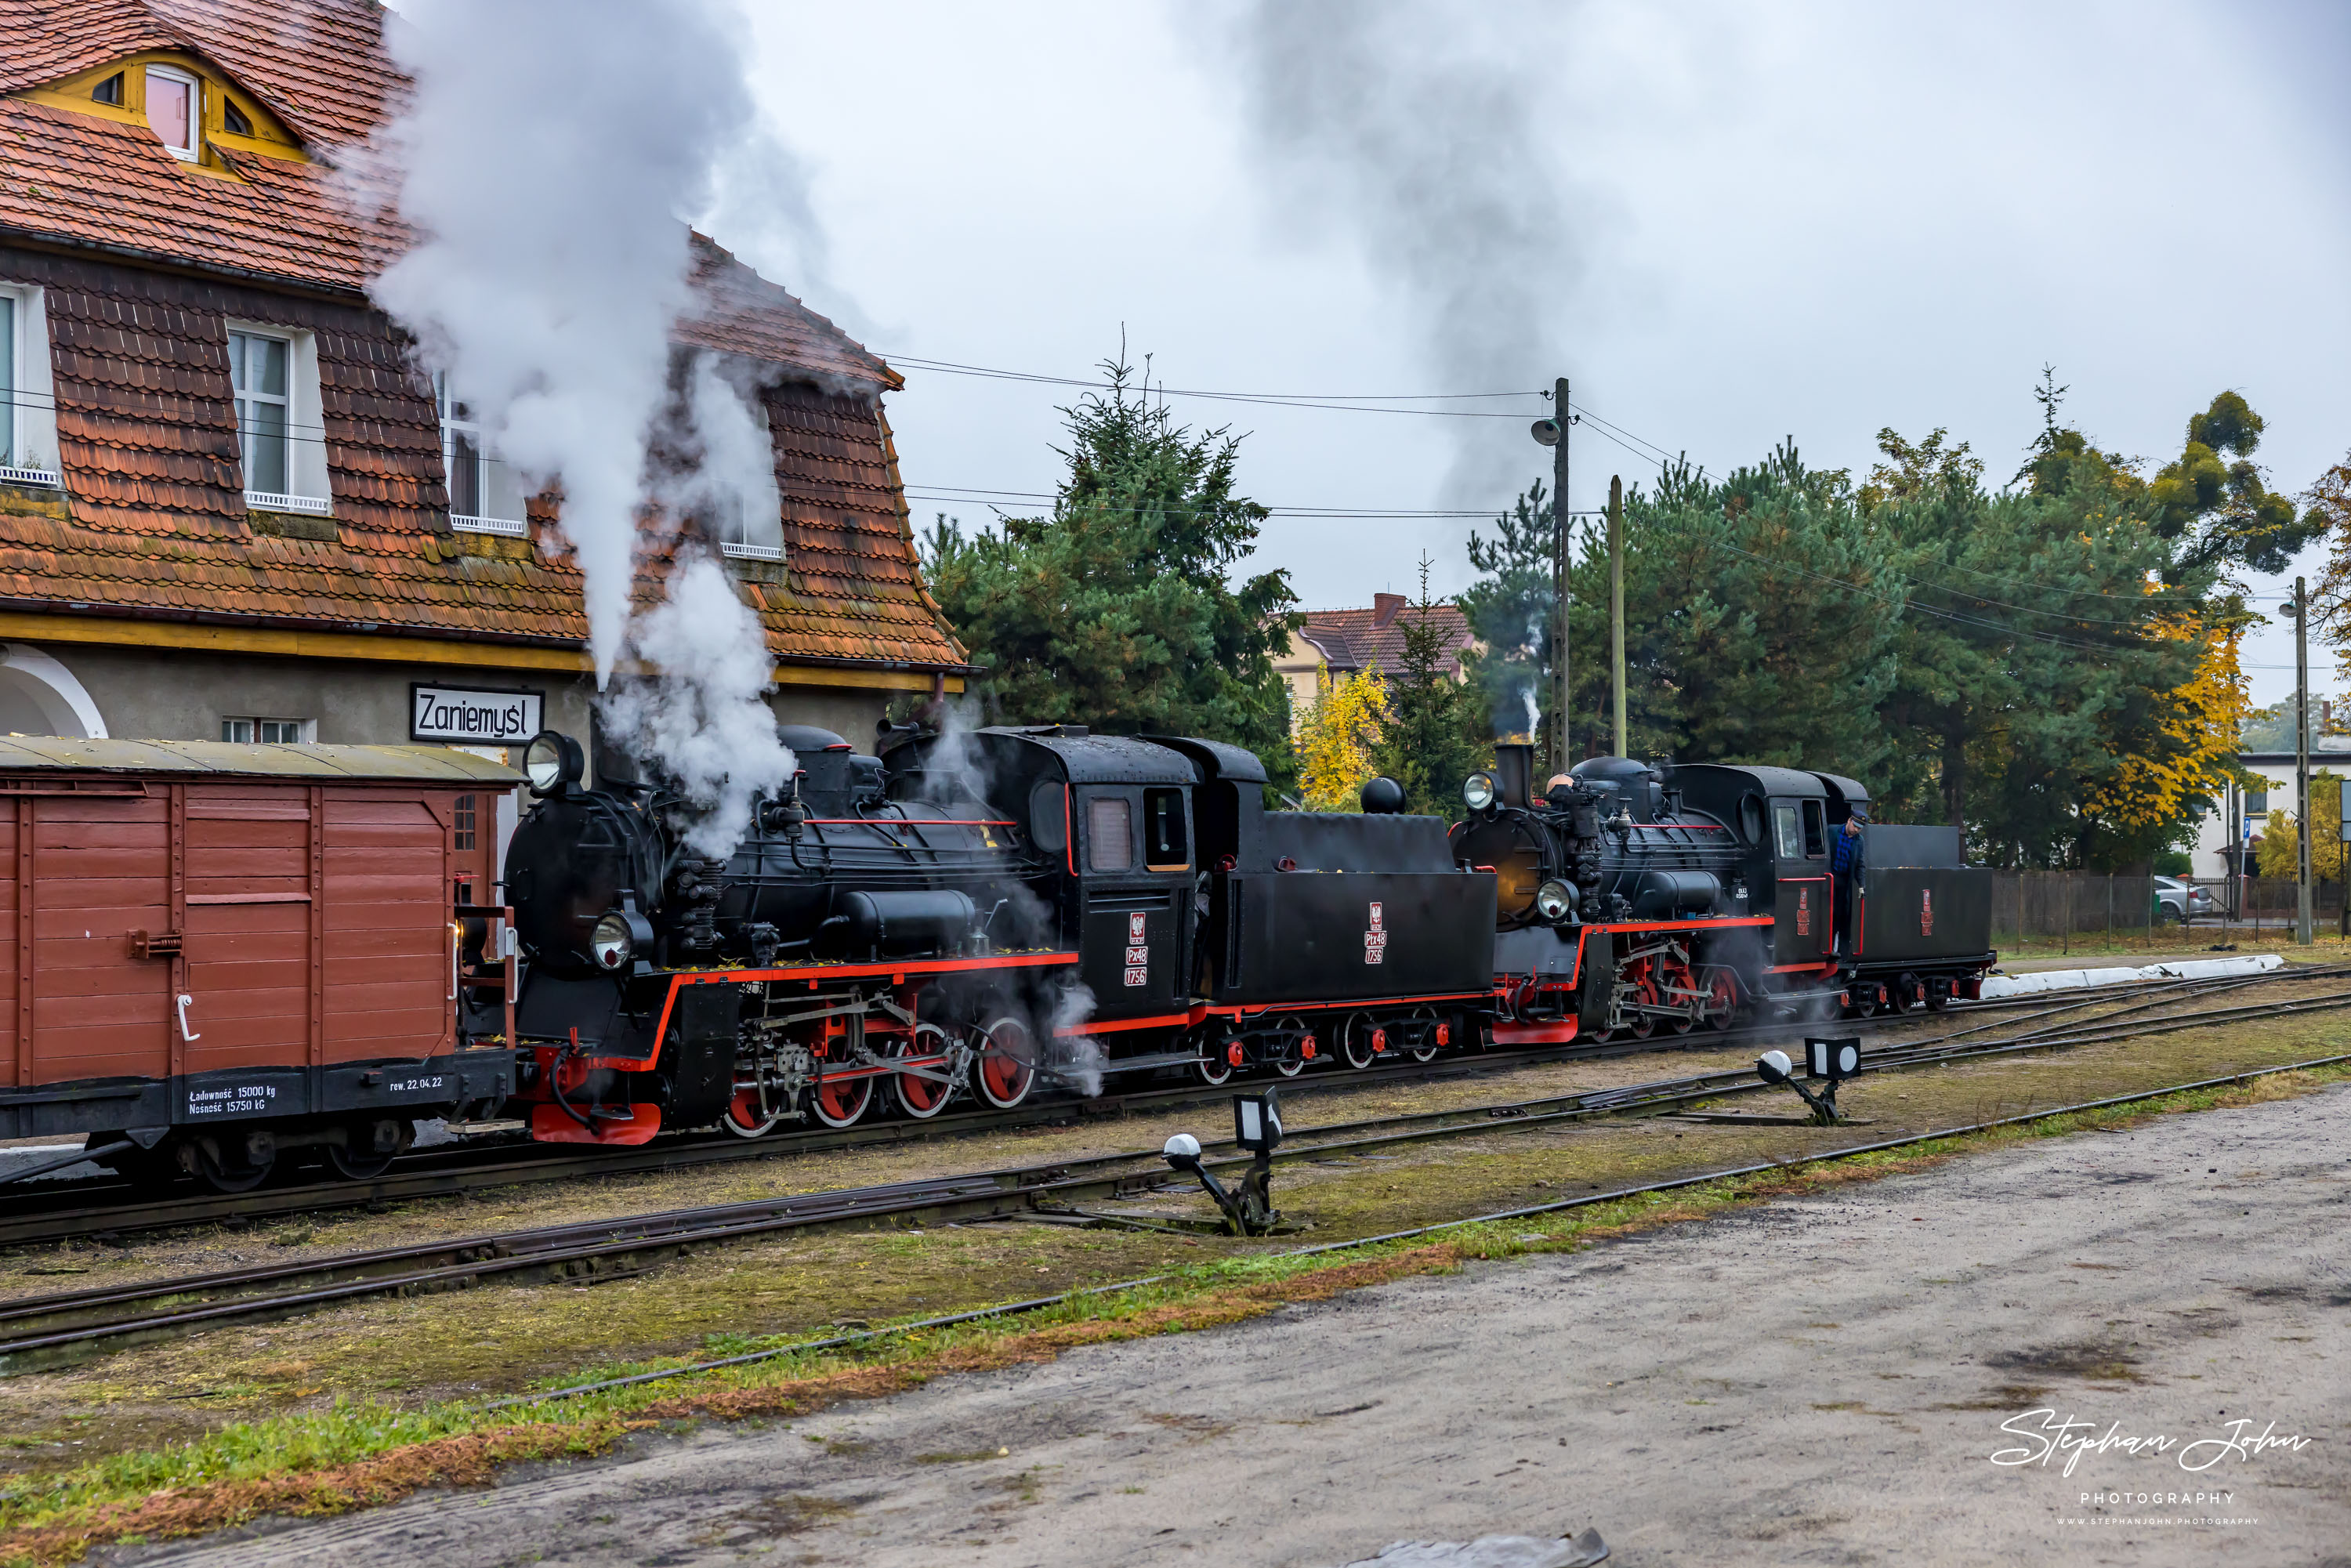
<box><xmin>8</xmin><ymin>791</ymin><xmax>172</xmax><ymax>1089</ymax></box>
<box><xmin>322</xmin><ymin>791</ymin><xmax>454</xmax><ymax>1063</ymax></box>
<box><xmin>179</xmin><ymin>788</ymin><xmax>316</xmax><ymax>1082</ymax></box>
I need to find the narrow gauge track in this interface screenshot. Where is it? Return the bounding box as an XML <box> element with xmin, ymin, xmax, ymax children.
<box><xmin>5</xmin><ymin>969</ymin><xmax>2343</xmax><ymax>1377</ymax></box>
<box><xmin>0</xmin><ymin>964</ymin><xmax>2324</xmax><ymax>1251</ymax></box>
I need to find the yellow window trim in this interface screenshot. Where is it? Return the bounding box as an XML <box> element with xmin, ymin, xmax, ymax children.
<box><xmin>13</xmin><ymin>51</ymin><xmax>308</xmax><ymax>172</ymax></box>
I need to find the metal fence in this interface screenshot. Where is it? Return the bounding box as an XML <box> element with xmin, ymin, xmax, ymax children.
<box><xmin>1988</xmin><ymin>871</ymin><xmax>2344</xmax><ymax>951</ymax></box>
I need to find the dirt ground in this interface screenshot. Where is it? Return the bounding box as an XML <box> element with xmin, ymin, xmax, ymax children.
<box><xmin>121</xmin><ymin>1081</ymin><xmax>2351</xmax><ymax>1568</ymax></box>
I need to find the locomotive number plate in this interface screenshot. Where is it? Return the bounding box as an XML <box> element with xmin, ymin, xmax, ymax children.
<box><xmin>1125</xmin><ymin>966</ymin><xmax>1148</xmax><ymax>987</ymax></box>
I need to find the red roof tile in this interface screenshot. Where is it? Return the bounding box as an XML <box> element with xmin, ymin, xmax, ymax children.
<box><xmin>0</xmin><ymin>0</ymin><xmax>966</xmax><ymax>673</ymax></box>
<box><xmin>1294</xmin><ymin>597</ymin><xmax>1475</xmax><ymax>679</ymax></box>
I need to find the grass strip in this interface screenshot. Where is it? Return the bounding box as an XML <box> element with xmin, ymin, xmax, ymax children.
<box><xmin>3</xmin><ymin>1058</ymin><xmax>2345</xmax><ymax>1567</ymax></box>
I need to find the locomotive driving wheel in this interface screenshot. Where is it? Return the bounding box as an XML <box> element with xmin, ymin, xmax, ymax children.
<box><xmin>1626</xmin><ymin>976</ymin><xmax>1660</xmax><ymax>1041</ymax></box>
<box><xmin>1659</xmin><ymin>959</ymin><xmax>1699</xmax><ymax>1034</ymax></box>
<box><xmin>807</xmin><ymin>1068</ymin><xmax>875</xmax><ymax>1128</ymax></box>
<box><xmin>888</xmin><ymin>1023</ymin><xmax>956</xmax><ymax>1120</ymax></box>
<box><xmin>973</xmin><ymin>1016</ymin><xmax>1038</xmax><ymax>1110</ymax></box>
<box><xmin>1340</xmin><ymin>1012</ymin><xmax>1381</xmax><ymax>1070</ymax></box>
<box><xmin>722</xmin><ymin>1080</ymin><xmax>787</xmax><ymax>1139</ymax></box>
<box><xmin>1698</xmin><ymin>966</ymin><xmax>1740</xmax><ymax>1030</ymax></box>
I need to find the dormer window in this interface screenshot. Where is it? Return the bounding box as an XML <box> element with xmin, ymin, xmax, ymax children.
<box><xmin>222</xmin><ymin>97</ymin><xmax>252</xmax><ymax>136</ymax></box>
<box><xmin>145</xmin><ymin>64</ymin><xmax>198</xmax><ymax>161</ymax></box>
<box><xmin>435</xmin><ymin>372</ymin><xmax>527</xmax><ymax>534</ymax></box>
<box><xmin>91</xmin><ymin>73</ymin><xmax>124</xmax><ymax>107</ymax></box>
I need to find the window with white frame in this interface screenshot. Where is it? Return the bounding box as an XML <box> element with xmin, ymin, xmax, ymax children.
<box><xmin>0</xmin><ymin>284</ymin><xmax>60</xmax><ymax>487</ymax></box>
<box><xmin>145</xmin><ymin>64</ymin><xmax>199</xmax><ymax>161</ymax></box>
<box><xmin>221</xmin><ymin>716</ymin><xmax>310</xmax><ymax>744</ymax></box>
<box><xmin>226</xmin><ymin>323</ymin><xmax>331</xmax><ymax>514</ymax></box>
<box><xmin>714</xmin><ymin>493</ymin><xmax>783</xmax><ymax>561</ymax></box>
<box><xmin>434</xmin><ymin>372</ymin><xmax>527</xmax><ymax>535</ymax></box>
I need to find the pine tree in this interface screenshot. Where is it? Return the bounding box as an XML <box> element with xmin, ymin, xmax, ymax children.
<box><xmin>921</xmin><ymin>356</ymin><xmax>1300</xmax><ymax>784</ymax></box>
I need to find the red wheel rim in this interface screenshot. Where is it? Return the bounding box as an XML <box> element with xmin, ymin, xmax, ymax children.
<box><xmin>725</xmin><ymin>1087</ymin><xmax>770</xmax><ymax>1130</ymax></box>
<box><xmin>1629</xmin><ymin>979</ymin><xmax>1659</xmax><ymax>1039</ymax></box>
<box><xmin>813</xmin><ymin>1076</ymin><xmax>871</xmax><ymax>1126</ymax></box>
<box><xmin>1704</xmin><ymin>972</ymin><xmax>1737</xmax><ymax>1029</ymax></box>
<box><xmin>978</xmin><ymin>1019</ymin><xmax>1036</xmax><ymax>1107</ymax></box>
<box><xmin>893</xmin><ymin>1028</ymin><xmax>953</xmax><ymax>1117</ymax></box>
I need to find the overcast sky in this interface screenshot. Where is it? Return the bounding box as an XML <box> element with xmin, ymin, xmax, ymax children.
<box><xmin>715</xmin><ymin>0</ymin><xmax>2349</xmax><ymax>708</ymax></box>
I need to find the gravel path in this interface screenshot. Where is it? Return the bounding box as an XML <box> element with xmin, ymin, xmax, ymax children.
<box><xmin>130</xmin><ymin>1086</ymin><xmax>2351</xmax><ymax>1567</ymax></box>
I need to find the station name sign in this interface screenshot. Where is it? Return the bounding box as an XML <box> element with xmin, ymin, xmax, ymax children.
<box><xmin>410</xmin><ymin>683</ymin><xmax>544</xmax><ymax>744</ymax></box>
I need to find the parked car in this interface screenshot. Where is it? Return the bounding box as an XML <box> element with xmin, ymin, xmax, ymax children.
<box><xmin>2153</xmin><ymin>875</ymin><xmax>2215</xmax><ymax>923</ymax></box>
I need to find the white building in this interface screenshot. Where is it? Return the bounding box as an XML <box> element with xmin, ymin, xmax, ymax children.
<box><xmin>2190</xmin><ymin>739</ymin><xmax>2351</xmax><ymax>879</ymax></box>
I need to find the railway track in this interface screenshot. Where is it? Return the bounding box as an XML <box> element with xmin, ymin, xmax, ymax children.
<box><xmin>0</xmin><ymin>962</ymin><xmax>2321</xmax><ymax>1251</ymax></box>
<box><xmin>5</xmin><ymin>968</ymin><xmax>2343</xmax><ymax>1377</ymax></box>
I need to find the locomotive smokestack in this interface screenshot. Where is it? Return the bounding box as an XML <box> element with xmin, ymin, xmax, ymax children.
<box><xmin>1493</xmin><ymin>740</ymin><xmax>1534</xmax><ymax>809</ymax></box>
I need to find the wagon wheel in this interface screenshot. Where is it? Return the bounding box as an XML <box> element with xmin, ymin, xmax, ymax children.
<box><xmin>194</xmin><ymin>1142</ymin><xmax>273</xmax><ymax>1195</ymax></box>
<box><xmin>1197</xmin><ymin>1035</ymin><xmax>1237</xmax><ymax>1086</ymax></box>
<box><xmin>721</xmin><ymin>1078</ymin><xmax>787</xmax><ymax>1139</ymax></box>
<box><xmin>1626</xmin><ymin>977</ymin><xmax>1660</xmax><ymax>1041</ymax></box>
<box><xmin>1409</xmin><ymin>1005</ymin><xmax>1443</xmax><ymax>1062</ymax></box>
<box><xmin>326</xmin><ymin>1117</ymin><xmax>411</xmax><ymax>1181</ymax></box>
<box><xmin>1698</xmin><ymin>967</ymin><xmax>1740</xmax><ymax>1030</ymax></box>
<box><xmin>1273</xmin><ymin>1016</ymin><xmax>1308</xmax><ymax>1077</ymax></box>
<box><xmin>889</xmin><ymin>1023</ymin><xmax>957</xmax><ymax>1120</ymax></box>
<box><xmin>973</xmin><ymin>1016</ymin><xmax>1038</xmax><ymax>1110</ymax></box>
<box><xmin>1922</xmin><ymin>981</ymin><xmax>1950</xmax><ymax>1012</ymax></box>
<box><xmin>1340</xmin><ymin>1012</ymin><xmax>1381</xmax><ymax>1070</ymax></box>
<box><xmin>806</xmin><ymin>1067</ymin><xmax>875</xmax><ymax>1128</ymax></box>
<box><xmin>1893</xmin><ymin>973</ymin><xmax>1923</xmax><ymax>1015</ymax></box>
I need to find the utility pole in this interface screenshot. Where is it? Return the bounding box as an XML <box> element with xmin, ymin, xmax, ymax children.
<box><xmin>2295</xmin><ymin>575</ymin><xmax>2313</xmax><ymax>944</ymax></box>
<box><xmin>1609</xmin><ymin>474</ymin><xmax>1625</xmax><ymax>757</ymax></box>
<box><xmin>1553</xmin><ymin>375</ymin><xmax>1571</xmax><ymax>773</ymax></box>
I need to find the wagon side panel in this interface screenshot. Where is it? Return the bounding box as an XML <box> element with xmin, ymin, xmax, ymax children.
<box><xmin>321</xmin><ymin>789</ymin><xmax>453</xmax><ymax>1063</ymax></box>
<box><xmin>181</xmin><ymin>786</ymin><xmax>315</xmax><ymax>1077</ymax></box>
<box><xmin>31</xmin><ymin>793</ymin><xmax>172</xmax><ymax>1085</ymax></box>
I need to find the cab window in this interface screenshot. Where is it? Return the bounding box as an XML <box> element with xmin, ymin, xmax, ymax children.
<box><xmin>1772</xmin><ymin>802</ymin><xmax>1803</xmax><ymax>860</ymax></box>
<box><xmin>1143</xmin><ymin>787</ymin><xmax>1189</xmax><ymax>871</ymax></box>
<box><xmin>1802</xmin><ymin>800</ymin><xmax>1827</xmax><ymax>857</ymax></box>
<box><xmin>1086</xmin><ymin>795</ymin><xmax>1134</xmax><ymax>871</ymax></box>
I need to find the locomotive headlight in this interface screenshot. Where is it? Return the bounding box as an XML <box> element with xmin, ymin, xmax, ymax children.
<box><xmin>1463</xmin><ymin>772</ymin><xmax>1497</xmax><ymax>813</ymax></box>
<box><xmin>523</xmin><ymin>730</ymin><xmax>584</xmax><ymax>798</ymax></box>
<box><xmin>589</xmin><ymin>910</ymin><xmax>636</xmax><ymax>971</ymax></box>
<box><xmin>1535</xmin><ymin>878</ymin><xmax>1576</xmax><ymax>923</ymax></box>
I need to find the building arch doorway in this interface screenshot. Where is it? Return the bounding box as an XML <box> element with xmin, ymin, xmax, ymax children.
<box><xmin>0</xmin><ymin>644</ymin><xmax>107</xmax><ymax>738</ymax></box>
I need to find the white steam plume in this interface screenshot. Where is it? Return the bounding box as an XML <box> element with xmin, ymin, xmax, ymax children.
<box><xmin>657</xmin><ymin>355</ymin><xmax>786</xmax><ymax>557</ymax></box>
<box><xmin>368</xmin><ymin>0</ymin><xmax>760</xmax><ymax>683</ymax></box>
<box><xmin>597</xmin><ymin>556</ymin><xmax>792</xmax><ymax>857</ymax></box>
<box><xmin>1225</xmin><ymin>2</ymin><xmax>1580</xmax><ymax>509</ymax></box>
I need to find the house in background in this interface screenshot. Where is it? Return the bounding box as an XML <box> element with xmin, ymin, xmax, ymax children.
<box><xmin>1274</xmin><ymin>592</ymin><xmax>1476</xmax><ymax>719</ymax></box>
<box><xmin>0</xmin><ymin>0</ymin><xmax>970</xmax><ymax>882</ymax></box>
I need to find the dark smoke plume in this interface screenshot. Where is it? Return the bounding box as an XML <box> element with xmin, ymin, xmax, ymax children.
<box><xmin>1224</xmin><ymin>1</ymin><xmax>1582</xmax><ymax>509</ymax></box>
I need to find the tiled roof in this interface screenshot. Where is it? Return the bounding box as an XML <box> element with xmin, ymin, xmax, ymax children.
<box><xmin>0</xmin><ymin>0</ymin><xmax>966</xmax><ymax>673</ymax></box>
<box><xmin>1291</xmin><ymin>596</ymin><xmax>1475</xmax><ymax>678</ymax></box>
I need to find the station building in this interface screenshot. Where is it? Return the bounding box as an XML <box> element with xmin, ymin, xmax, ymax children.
<box><xmin>0</xmin><ymin>0</ymin><xmax>973</xmax><ymax>877</ymax></box>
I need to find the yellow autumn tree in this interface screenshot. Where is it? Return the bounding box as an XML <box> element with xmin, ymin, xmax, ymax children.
<box><xmin>1294</xmin><ymin>661</ymin><xmax>1387</xmax><ymax>813</ymax></box>
<box><xmin>2254</xmin><ymin>770</ymin><xmax>2347</xmax><ymax>879</ymax></box>
<box><xmin>2083</xmin><ymin>615</ymin><xmax>2250</xmax><ymax>834</ymax></box>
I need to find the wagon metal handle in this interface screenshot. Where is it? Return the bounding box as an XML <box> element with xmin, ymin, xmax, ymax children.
<box><xmin>176</xmin><ymin>993</ymin><xmax>201</xmax><ymax>1042</ymax></box>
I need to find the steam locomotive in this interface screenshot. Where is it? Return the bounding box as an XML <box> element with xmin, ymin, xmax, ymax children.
<box><xmin>464</xmin><ymin>725</ymin><xmax>1996</xmax><ymax>1146</ymax></box>
<box><xmin>473</xmin><ymin>723</ymin><xmax>1501</xmax><ymax>1144</ymax></box>
<box><xmin>1453</xmin><ymin>741</ymin><xmax>1995</xmax><ymax>1046</ymax></box>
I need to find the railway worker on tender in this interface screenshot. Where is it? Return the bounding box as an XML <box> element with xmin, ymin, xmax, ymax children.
<box><xmin>1831</xmin><ymin>806</ymin><xmax>1867</xmax><ymax>953</ymax></box>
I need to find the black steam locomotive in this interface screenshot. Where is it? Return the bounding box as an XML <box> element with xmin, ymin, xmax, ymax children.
<box><xmin>1452</xmin><ymin>741</ymin><xmax>1994</xmax><ymax>1044</ymax></box>
<box><xmin>473</xmin><ymin>724</ymin><xmax>1501</xmax><ymax>1143</ymax></box>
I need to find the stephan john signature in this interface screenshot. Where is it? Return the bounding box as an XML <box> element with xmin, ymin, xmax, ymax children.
<box><xmin>1991</xmin><ymin>1410</ymin><xmax>2312</xmax><ymax>1479</ymax></box>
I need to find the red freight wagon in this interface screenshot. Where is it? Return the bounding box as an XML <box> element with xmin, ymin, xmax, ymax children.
<box><xmin>0</xmin><ymin>737</ymin><xmax>521</xmax><ymax>1191</ymax></box>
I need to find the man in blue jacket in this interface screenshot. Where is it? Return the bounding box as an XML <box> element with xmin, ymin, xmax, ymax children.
<box><xmin>1830</xmin><ymin>806</ymin><xmax>1867</xmax><ymax>954</ymax></box>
